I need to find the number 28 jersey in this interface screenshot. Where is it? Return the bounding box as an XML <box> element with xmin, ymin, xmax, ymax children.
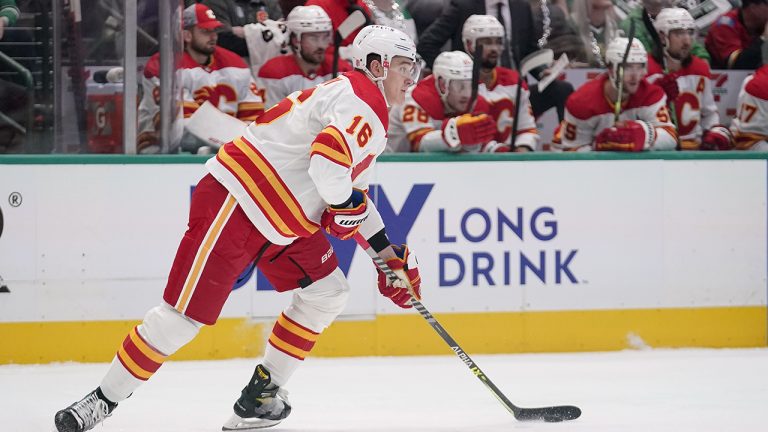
<box><xmin>206</xmin><ymin>71</ymin><xmax>388</xmax><ymax>245</ymax></box>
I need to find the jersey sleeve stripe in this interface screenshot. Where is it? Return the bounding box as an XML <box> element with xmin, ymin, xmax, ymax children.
<box><xmin>735</xmin><ymin>132</ymin><xmax>768</xmax><ymax>150</ymax></box>
<box><xmin>310</xmin><ymin>126</ymin><xmax>353</xmax><ymax>167</ymax></box>
<box><xmin>407</xmin><ymin>127</ymin><xmax>433</xmax><ymax>148</ymax></box>
<box><xmin>183</xmin><ymin>101</ymin><xmax>200</xmax><ymax>118</ymax></box>
<box><xmin>351</xmin><ymin>153</ymin><xmax>375</xmax><ymax>182</ymax></box>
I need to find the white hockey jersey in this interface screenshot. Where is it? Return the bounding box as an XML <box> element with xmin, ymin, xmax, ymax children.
<box><xmin>387</xmin><ymin>75</ymin><xmax>494</xmax><ymax>153</ymax></box>
<box><xmin>206</xmin><ymin>71</ymin><xmax>389</xmax><ymax>245</ymax></box>
<box><xmin>646</xmin><ymin>55</ymin><xmax>719</xmax><ymax>150</ymax></box>
<box><xmin>138</xmin><ymin>47</ymin><xmax>264</xmax><ymax>152</ymax></box>
<box><xmin>478</xmin><ymin>67</ymin><xmax>539</xmax><ymax>150</ymax></box>
<box><xmin>257</xmin><ymin>53</ymin><xmax>352</xmax><ymax>109</ymax></box>
<box><xmin>553</xmin><ymin>73</ymin><xmax>677</xmax><ymax>151</ymax></box>
<box><xmin>731</xmin><ymin>65</ymin><xmax>768</xmax><ymax>151</ymax></box>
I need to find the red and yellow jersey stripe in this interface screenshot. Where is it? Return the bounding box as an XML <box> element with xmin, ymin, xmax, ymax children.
<box><xmin>268</xmin><ymin>313</ymin><xmax>320</xmax><ymax>360</ymax></box>
<box><xmin>215</xmin><ymin>137</ymin><xmax>319</xmax><ymax>238</ymax></box>
<box><xmin>310</xmin><ymin>126</ymin><xmax>353</xmax><ymax>169</ymax></box>
<box><xmin>734</xmin><ymin>132</ymin><xmax>768</xmax><ymax>150</ymax></box>
<box><xmin>237</xmin><ymin>101</ymin><xmax>265</xmax><ymax>122</ymax></box>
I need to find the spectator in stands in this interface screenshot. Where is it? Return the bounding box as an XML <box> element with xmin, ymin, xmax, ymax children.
<box><xmin>646</xmin><ymin>7</ymin><xmax>733</xmax><ymax>150</ymax></box>
<box><xmin>706</xmin><ymin>0</ymin><xmax>768</xmax><ymax>69</ymax></box>
<box><xmin>620</xmin><ymin>0</ymin><xmax>711</xmax><ymax>62</ymax></box>
<box><xmin>387</xmin><ymin>51</ymin><xmax>500</xmax><ymax>153</ymax></box>
<box><xmin>552</xmin><ymin>37</ymin><xmax>678</xmax><ymax>152</ymax></box>
<box><xmin>137</xmin><ymin>3</ymin><xmax>264</xmax><ymax>153</ymax></box>
<box><xmin>257</xmin><ymin>5</ymin><xmax>351</xmax><ymax>107</ymax></box>
<box><xmin>203</xmin><ymin>0</ymin><xmax>284</xmax><ymax>57</ymax></box>
<box><xmin>0</xmin><ymin>0</ymin><xmax>19</xmax><ymax>40</ymax></box>
<box><xmin>570</xmin><ymin>0</ymin><xmax>619</xmax><ymax>67</ymax></box>
<box><xmin>416</xmin><ymin>0</ymin><xmax>574</xmax><ymax>122</ymax></box>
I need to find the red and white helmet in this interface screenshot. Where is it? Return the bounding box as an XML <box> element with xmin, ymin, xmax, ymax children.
<box><xmin>286</xmin><ymin>5</ymin><xmax>332</xmax><ymax>39</ymax></box>
<box><xmin>432</xmin><ymin>51</ymin><xmax>473</xmax><ymax>98</ymax></box>
<box><xmin>605</xmin><ymin>37</ymin><xmax>647</xmax><ymax>76</ymax></box>
<box><xmin>653</xmin><ymin>7</ymin><xmax>695</xmax><ymax>35</ymax></box>
<box><xmin>461</xmin><ymin>14</ymin><xmax>505</xmax><ymax>54</ymax></box>
<box><xmin>351</xmin><ymin>25</ymin><xmax>418</xmax><ymax>79</ymax></box>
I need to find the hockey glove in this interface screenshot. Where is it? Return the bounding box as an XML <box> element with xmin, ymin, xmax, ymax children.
<box><xmin>700</xmin><ymin>126</ymin><xmax>734</xmax><ymax>151</ymax></box>
<box><xmin>480</xmin><ymin>140</ymin><xmax>511</xmax><ymax>153</ymax></box>
<box><xmin>442</xmin><ymin>113</ymin><xmax>497</xmax><ymax>149</ymax></box>
<box><xmin>655</xmin><ymin>74</ymin><xmax>680</xmax><ymax>101</ymax></box>
<box><xmin>594</xmin><ymin>120</ymin><xmax>655</xmax><ymax>152</ymax></box>
<box><xmin>376</xmin><ymin>244</ymin><xmax>421</xmax><ymax>309</ymax></box>
<box><xmin>321</xmin><ymin>188</ymin><xmax>369</xmax><ymax>240</ymax></box>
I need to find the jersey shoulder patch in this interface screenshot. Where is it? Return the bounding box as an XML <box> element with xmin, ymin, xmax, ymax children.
<box><xmin>633</xmin><ymin>80</ymin><xmax>665</xmax><ymax>108</ymax></box>
<box><xmin>343</xmin><ymin>71</ymin><xmax>389</xmax><ymax>129</ymax></box>
<box><xmin>685</xmin><ymin>56</ymin><xmax>712</xmax><ymax>78</ymax></box>
<box><xmin>213</xmin><ymin>46</ymin><xmax>249</xmax><ymax>68</ymax></box>
<box><xmin>745</xmin><ymin>67</ymin><xmax>768</xmax><ymax>101</ymax></box>
<box><xmin>566</xmin><ymin>76</ymin><xmax>608</xmax><ymax>120</ymax></box>
<box><xmin>492</xmin><ymin>67</ymin><xmax>521</xmax><ymax>87</ymax></box>
<box><xmin>410</xmin><ymin>76</ymin><xmax>446</xmax><ymax>119</ymax></box>
<box><xmin>144</xmin><ymin>53</ymin><xmax>160</xmax><ymax>79</ymax></box>
<box><xmin>259</xmin><ymin>55</ymin><xmax>302</xmax><ymax>79</ymax></box>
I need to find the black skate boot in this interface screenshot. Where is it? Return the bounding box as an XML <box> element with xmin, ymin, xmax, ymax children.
<box><xmin>222</xmin><ymin>364</ymin><xmax>291</xmax><ymax>431</ymax></box>
<box><xmin>54</xmin><ymin>388</ymin><xmax>117</xmax><ymax>432</ymax></box>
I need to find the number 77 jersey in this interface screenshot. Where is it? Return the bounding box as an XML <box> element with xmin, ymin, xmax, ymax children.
<box><xmin>731</xmin><ymin>65</ymin><xmax>768</xmax><ymax>151</ymax></box>
<box><xmin>206</xmin><ymin>71</ymin><xmax>389</xmax><ymax>245</ymax></box>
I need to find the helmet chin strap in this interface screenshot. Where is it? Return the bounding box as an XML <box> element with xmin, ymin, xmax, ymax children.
<box><xmin>363</xmin><ymin>67</ymin><xmax>391</xmax><ymax>107</ymax></box>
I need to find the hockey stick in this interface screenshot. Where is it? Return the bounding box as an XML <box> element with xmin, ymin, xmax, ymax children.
<box><xmin>614</xmin><ymin>19</ymin><xmax>636</xmax><ymax>124</ymax></box>
<box><xmin>511</xmin><ymin>49</ymin><xmax>553</xmax><ymax>149</ymax></box>
<box><xmin>467</xmin><ymin>44</ymin><xmax>483</xmax><ymax>113</ymax></box>
<box><xmin>333</xmin><ymin>9</ymin><xmax>368</xmax><ymax>78</ymax></box>
<box><xmin>362</xmin><ymin>245</ymin><xmax>582</xmax><ymax>422</ymax></box>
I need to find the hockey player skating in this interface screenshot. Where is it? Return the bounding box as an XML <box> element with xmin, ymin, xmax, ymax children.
<box><xmin>731</xmin><ymin>63</ymin><xmax>768</xmax><ymax>150</ymax></box>
<box><xmin>387</xmin><ymin>50</ymin><xmax>499</xmax><ymax>152</ymax></box>
<box><xmin>461</xmin><ymin>14</ymin><xmax>539</xmax><ymax>152</ymax></box>
<box><xmin>257</xmin><ymin>5</ymin><xmax>352</xmax><ymax>108</ymax></box>
<box><xmin>553</xmin><ymin>37</ymin><xmax>678</xmax><ymax>151</ymax></box>
<box><xmin>646</xmin><ymin>7</ymin><xmax>733</xmax><ymax>151</ymax></box>
<box><xmin>54</xmin><ymin>25</ymin><xmax>423</xmax><ymax>432</ymax></box>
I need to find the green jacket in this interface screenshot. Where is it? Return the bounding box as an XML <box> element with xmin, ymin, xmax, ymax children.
<box><xmin>0</xmin><ymin>0</ymin><xmax>19</xmax><ymax>27</ymax></box>
<box><xmin>619</xmin><ymin>6</ymin><xmax>710</xmax><ymax>63</ymax></box>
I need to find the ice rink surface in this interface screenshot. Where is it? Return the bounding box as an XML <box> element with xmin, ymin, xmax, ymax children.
<box><xmin>3</xmin><ymin>348</ymin><xmax>767</xmax><ymax>432</ymax></box>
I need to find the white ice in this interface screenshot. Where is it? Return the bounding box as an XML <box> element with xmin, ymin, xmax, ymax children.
<box><xmin>3</xmin><ymin>348</ymin><xmax>767</xmax><ymax>432</ymax></box>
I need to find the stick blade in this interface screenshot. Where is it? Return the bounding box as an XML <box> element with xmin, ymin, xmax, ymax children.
<box><xmin>514</xmin><ymin>405</ymin><xmax>582</xmax><ymax>422</ymax></box>
<box><xmin>338</xmin><ymin>10</ymin><xmax>367</xmax><ymax>40</ymax></box>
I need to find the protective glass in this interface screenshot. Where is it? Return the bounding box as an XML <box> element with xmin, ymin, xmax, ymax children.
<box><xmin>388</xmin><ymin>58</ymin><xmax>422</xmax><ymax>83</ymax></box>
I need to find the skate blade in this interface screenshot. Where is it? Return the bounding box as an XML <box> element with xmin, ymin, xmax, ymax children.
<box><xmin>222</xmin><ymin>413</ymin><xmax>282</xmax><ymax>431</ymax></box>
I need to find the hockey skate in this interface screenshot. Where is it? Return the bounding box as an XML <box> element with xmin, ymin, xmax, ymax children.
<box><xmin>222</xmin><ymin>364</ymin><xmax>291</xmax><ymax>431</ymax></box>
<box><xmin>54</xmin><ymin>388</ymin><xmax>117</xmax><ymax>432</ymax></box>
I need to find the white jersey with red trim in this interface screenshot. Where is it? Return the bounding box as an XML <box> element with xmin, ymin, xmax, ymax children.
<box><xmin>138</xmin><ymin>46</ymin><xmax>265</xmax><ymax>150</ymax></box>
<box><xmin>257</xmin><ymin>53</ymin><xmax>352</xmax><ymax>108</ymax></box>
<box><xmin>206</xmin><ymin>71</ymin><xmax>389</xmax><ymax>245</ymax></box>
<box><xmin>553</xmin><ymin>73</ymin><xmax>677</xmax><ymax>151</ymax></box>
<box><xmin>731</xmin><ymin>65</ymin><xmax>768</xmax><ymax>151</ymax></box>
<box><xmin>479</xmin><ymin>67</ymin><xmax>539</xmax><ymax>150</ymax></box>
<box><xmin>387</xmin><ymin>75</ymin><xmax>493</xmax><ymax>153</ymax></box>
<box><xmin>646</xmin><ymin>55</ymin><xmax>719</xmax><ymax>150</ymax></box>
